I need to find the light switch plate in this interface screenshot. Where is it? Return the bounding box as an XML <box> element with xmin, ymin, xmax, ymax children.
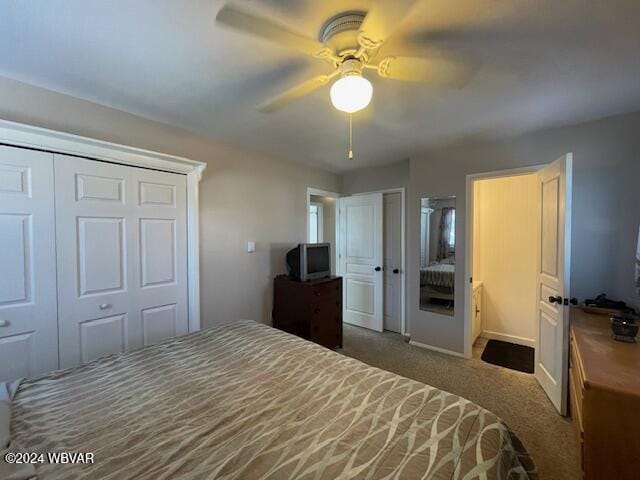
<box><xmin>247</xmin><ymin>241</ymin><xmax>255</xmax><ymax>253</ymax></box>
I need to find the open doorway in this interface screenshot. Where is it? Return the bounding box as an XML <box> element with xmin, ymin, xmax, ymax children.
<box><xmin>469</xmin><ymin>171</ymin><xmax>540</xmax><ymax>373</ymax></box>
<box><xmin>465</xmin><ymin>154</ymin><xmax>574</xmax><ymax>415</ymax></box>
<box><xmin>306</xmin><ymin>188</ymin><xmax>339</xmax><ymax>275</ymax></box>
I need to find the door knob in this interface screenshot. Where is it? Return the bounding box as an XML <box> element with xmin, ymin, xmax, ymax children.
<box><xmin>374</xmin><ymin>266</ymin><xmax>382</xmax><ymax>272</ymax></box>
<box><xmin>570</xmin><ymin>297</ymin><xmax>579</xmax><ymax>306</ymax></box>
<box><xmin>393</xmin><ymin>268</ymin><xmax>399</xmax><ymax>274</ymax></box>
<box><xmin>548</xmin><ymin>296</ymin><xmax>562</xmax><ymax>304</ymax></box>
<box><xmin>0</xmin><ymin>320</ymin><xmax>9</xmax><ymax>327</ymax></box>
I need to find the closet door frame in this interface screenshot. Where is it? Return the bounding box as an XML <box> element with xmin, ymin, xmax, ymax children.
<box><xmin>0</xmin><ymin>119</ymin><xmax>206</xmax><ymax>333</ymax></box>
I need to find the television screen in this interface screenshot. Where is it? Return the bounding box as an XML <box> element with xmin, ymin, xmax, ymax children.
<box><xmin>307</xmin><ymin>245</ymin><xmax>330</xmax><ymax>274</ymax></box>
<box><xmin>286</xmin><ymin>243</ymin><xmax>331</xmax><ymax>281</ymax></box>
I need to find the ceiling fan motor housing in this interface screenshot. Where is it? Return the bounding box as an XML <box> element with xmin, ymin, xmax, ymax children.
<box><xmin>319</xmin><ymin>11</ymin><xmax>366</xmax><ymax>58</ymax></box>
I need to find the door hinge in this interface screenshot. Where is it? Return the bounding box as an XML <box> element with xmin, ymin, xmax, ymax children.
<box><xmin>469</xmin><ymin>276</ymin><xmax>473</xmax><ymax>284</ymax></box>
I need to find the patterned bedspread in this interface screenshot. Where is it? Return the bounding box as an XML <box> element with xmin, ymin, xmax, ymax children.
<box><xmin>420</xmin><ymin>263</ymin><xmax>456</xmax><ymax>288</ymax></box>
<box><xmin>10</xmin><ymin>321</ymin><xmax>534</xmax><ymax>479</ymax></box>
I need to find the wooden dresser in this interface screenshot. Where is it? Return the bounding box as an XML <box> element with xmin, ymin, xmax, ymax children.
<box><xmin>569</xmin><ymin>308</ymin><xmax>640</xmax><ymax>479</ymax></box>
<box><xmin>272</xmin><ymin>275</ymin><xmax>342</xmax><ymax>349</ymax></box>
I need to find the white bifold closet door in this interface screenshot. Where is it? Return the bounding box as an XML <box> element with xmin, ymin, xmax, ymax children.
<box><xmin>0</xmin><ymin>147</ymin><xmax>58</xmax><ymax>382</ymax></box>
<box><xmin>55</xmin><ymin>155</ymin><xmax>188</xmax><ymax>368</ymax></box>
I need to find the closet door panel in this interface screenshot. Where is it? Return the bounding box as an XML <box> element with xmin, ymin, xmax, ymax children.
<box><xmin>132</xmin><ymin>169</ymin><xmax>188</xmax><ymax>345</ymax></box>
<box><xmin>55</xmin><ymin>155</ymin><xmax>188</xmax><ymax>368</ymax></box>
<box><xmin>140</xmin><ymin>218</ymin><xmax>176</xmax><ymax>287</ymax></box>
<box><xmin>77</xmin><ymin>217</ymin><xmax>126</xmax><ymax>295</ymax></box>
<box><xmin>0</xmin><ymin>147</ymin><xmax>58</xmax><ymax>382</ymax></box>
<box><xmin>55</xmin><ymin>156</ymin><xmax>138</xmax><ymax>368</ymax></box>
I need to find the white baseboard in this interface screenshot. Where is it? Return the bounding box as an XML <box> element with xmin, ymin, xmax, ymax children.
<box><xmin>481</xmin><ymin>330</ymin><xmax>535</xmax><ymax>348</ymax></box>
<box><xmin>409</xmin><ymin>340</ymin><xmax>467</xmax><ymax>358</ymax></box>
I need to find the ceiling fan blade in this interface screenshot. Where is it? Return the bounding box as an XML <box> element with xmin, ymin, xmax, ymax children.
<box><xmin>216</xmin><ymin>4</ymin><xmax>333</xmax><ymax>60</ymax></box>
<box><xmin>259</xmin><ymin>74</ymin><xmax>335</xmax><ymax>113</ymax></box>
<box><xmin>358</xmin><ymin>0</ymin><xmax>417</xmax><ymax>49</ymax></box>
<box><xmin>377</xmin><ymin>55</ymin><xmax>476</xmax><ymax>88</ymax></box>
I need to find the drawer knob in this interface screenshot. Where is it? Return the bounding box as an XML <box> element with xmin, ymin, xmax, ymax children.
<box><xmin>0</xmin><ymin>319</ymin><xmax>9</xmax><ymax>328</ymax></box>
<box><xmin>314</xmin><ymin>308</ymin><xmax>321</xmax><ymax>314</ymax></box>
<box><xmin>99</xmin><ymin>303</ymin><xmax>112</xmax><ymax>310</ymax></box>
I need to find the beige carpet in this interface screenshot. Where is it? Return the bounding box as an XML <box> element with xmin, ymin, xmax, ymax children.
<box><xmin>338</xmin><ymin>325</ymin><xmax>581</xmax><ymax>480</ymax></box>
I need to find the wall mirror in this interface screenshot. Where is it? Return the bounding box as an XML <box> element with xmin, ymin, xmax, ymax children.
<box><xmin>420</xmin><ymin>196</ymin><xmax>456</xmax><ymax>316</ymax></box>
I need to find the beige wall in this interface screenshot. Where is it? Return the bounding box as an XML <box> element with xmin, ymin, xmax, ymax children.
<box><xmin>408</xmin><ymin>111</ymin><xmax>640</xmax><ymax>354</ymax></box>
<box><xmin>3</xmin><ymin>75</ymin><xmax>638</xmax><ymax>352</ymax></box>
<box><xmin>0</xmin><ymin>76</ymin><xmax>340</xmax><ymax>328</ymax></box>
<box><xmin>341</xmin><ymin>159</ymin><xmax>409</xmax><ymax>194</ymax></box>
<box><xmin>473</xmin><ymin>174</ymin><xmax>538</xmax><ymax>345</ymax></box>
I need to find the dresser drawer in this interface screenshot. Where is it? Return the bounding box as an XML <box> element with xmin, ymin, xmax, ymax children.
<box><xmin>311</xmin><ymin>301</ymin><xmax>342</xmax><ymax>323</ymax></box>
<box><xmin>569</xmin><ymin>367</ymin><xmax>584</xmax><ymax>434</ymax></box>
<box><xmin>310</xmin><ymin>295</ymin><xmax>342</xmax><ymax>313</ymax></box>
<box><xmin>310</xmin><ymin>309</ymin><xmax>342</xmax><ymax>349</ymax></box>
<box><xmin>569</xmin><ymin>338</ymin><xmax>585</xmax><ymax>401</ymax></box>
<box><xmin>570</xmin><ymin>334</ymin><xmax>584</xmax><ymax>378</ymax></box>
<box><xmin>311</xmin><ymin>281</ymin><xmax>341</xmax><ymax>301</ymax></box>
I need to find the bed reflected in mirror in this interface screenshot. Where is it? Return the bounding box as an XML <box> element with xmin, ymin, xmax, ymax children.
<box><xmin>420</xmin><ymin>196</ymin><xmax>456</xmax><ymax>316</ymax></box>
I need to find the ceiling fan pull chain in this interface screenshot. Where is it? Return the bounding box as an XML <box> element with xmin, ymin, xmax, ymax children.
<box><xmin>348</xmin><ymin>113</ymin><xmax>354</xmax><ymax>160</ymax></box>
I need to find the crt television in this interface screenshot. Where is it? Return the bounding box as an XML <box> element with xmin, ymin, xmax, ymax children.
<box><xmin>286</xmin><ymin>243</ymin><xmax>331</xmax><ymax>281</ymax></box>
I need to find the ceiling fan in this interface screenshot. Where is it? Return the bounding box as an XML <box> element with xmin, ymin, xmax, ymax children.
<box><xmin>215</xmin><ymin>1</ymin><xmax>476</xmax><ymax>114</ymax></box>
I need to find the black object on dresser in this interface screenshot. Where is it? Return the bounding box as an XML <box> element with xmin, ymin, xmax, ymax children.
<box><xmin>272</xmin><ymin>275</ymin><xmax>342</xmax><ymax>349</ymax></box>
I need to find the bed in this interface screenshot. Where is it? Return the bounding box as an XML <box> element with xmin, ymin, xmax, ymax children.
<box><xmin>420</xmin><ymin>261</ymin><xmax>455</xmax><ymax>289</ymax></box>
<box><xmin>4</xmin><ymin>321</ymin><xmax>535</xmax><ymax>479</ymax></box>
<box><xmin>420</xmin><ymin>261</ymin><xmax>456</xmax><ymax>307</ymax></box>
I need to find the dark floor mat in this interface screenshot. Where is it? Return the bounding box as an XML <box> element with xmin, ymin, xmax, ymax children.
<box><xmin>481</xmin><ymin>339</ymin><xmax>534</xmax><ymax>373</ymax></box>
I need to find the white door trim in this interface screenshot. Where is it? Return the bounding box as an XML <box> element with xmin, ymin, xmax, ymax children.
<box><xmin>0</xmin><ymin>119</ymin><xmax>206</xmax><ymax>332</ymax></box>
<box><xmin>0</xmin><ymin>119</ymin><xmax>205</xmax><ymax>174</ymax></box>
<box><xmin>344</xmin><ymin>188</ymin><xmax>407</xmax><ymax>336</ymax></box>
<box><xmin>464</xmin><ymin>165</ymin><xmax>545</xmax><ymax>359</ymax></box>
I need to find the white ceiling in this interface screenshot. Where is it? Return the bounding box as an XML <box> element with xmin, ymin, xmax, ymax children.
<box><xmin>1</xmin><ymin>0</ymin><xmax>639</xmax><ymax>173</ymax></box>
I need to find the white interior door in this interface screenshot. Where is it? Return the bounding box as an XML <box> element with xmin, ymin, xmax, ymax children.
<box><xmin>55</xmin><ymin>155</ymin><xmax>188</xmax><ymax>368</ymax></box>
<box><xmin>535</xmin><ymin>153</ymin><xmax>573</xmax><ymax>414</ymax></box>
<box><xmin>132</xmin><ymin>167</ymin><xmax>189</xmax><ymax>347</ymax></box>
<box><xmin>0</xmin><ymin>146</ymin><xmax>58</xmax><ymax>382</ymax></box>
<box><xmin>339</xmin><ymin>193</ymin><xmax>383</xmax><ymax>331</ymax></box>
<box><xmin>383</xmin><ymin>192</ymin><xmax>402</xmax><ymax>333</ymax></box>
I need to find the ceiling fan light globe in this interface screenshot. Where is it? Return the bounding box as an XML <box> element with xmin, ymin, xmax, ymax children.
<box><xmin>330</xmin><ymin>75</ymin><xmax>373</xmax><ymax>113</ymax></box>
